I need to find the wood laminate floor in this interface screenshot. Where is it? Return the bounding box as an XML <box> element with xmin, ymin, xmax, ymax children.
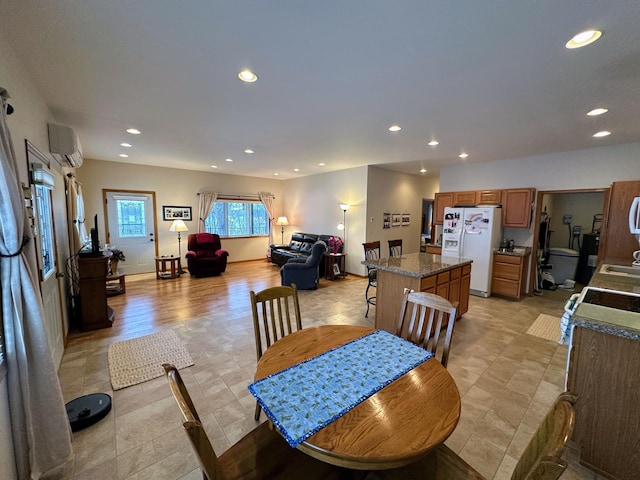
<box><xmin>58</xmin><ymin>260</ymin><xmax>601</xmax><ymax>479</ymax></box>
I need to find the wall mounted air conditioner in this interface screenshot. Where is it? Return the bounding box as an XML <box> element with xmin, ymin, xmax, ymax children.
<box><xmin>48</xmin><ymin>123</ymin><xmax>83</xmax><ymax>168</ymax></box>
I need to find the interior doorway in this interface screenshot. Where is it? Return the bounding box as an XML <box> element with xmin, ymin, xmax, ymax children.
<box><xmin>421</xmin><ymin>199</ymin><xmax>434</xmax><ymax>246</ymax></box>
<box><xmin>531</xmin><ymin>188</ymin><xmax>607</xmax><ymax>295</ymax></box>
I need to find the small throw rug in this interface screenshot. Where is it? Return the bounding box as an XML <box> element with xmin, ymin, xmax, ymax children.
<box><xmin>108</xmin><ymin>329</ymin><xmax>194</xmax><ymax>390</ymax></box>
<box><xmin>526</xmin><ymin>314</ymin><xmax>562</xmax><ymax>342</ymax></box>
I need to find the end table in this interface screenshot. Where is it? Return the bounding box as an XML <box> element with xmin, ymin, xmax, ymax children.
<box><xmin>324</xmin><ymin>253</ymin><xmax>347</xmax><ymax>280</ymax></box>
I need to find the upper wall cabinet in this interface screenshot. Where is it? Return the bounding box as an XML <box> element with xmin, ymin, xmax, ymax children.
<box><xmin>502</xmin><ymin>188</ymin><xmax>535</xmax><ymax>228</ymax></box>
<box><xmin>434</xmin><ymin>192</ymin><xmax>454</xmax><ymax>224</ymax></box>
<box><xmin>478</xmin><ymin>190</ymin><xmax>502</xmax><ymax>205</ymax></box>
<box><xmin>453</xmin><ymin>191</ymin><xmax>478</xmax><ymax>206</ymax></box>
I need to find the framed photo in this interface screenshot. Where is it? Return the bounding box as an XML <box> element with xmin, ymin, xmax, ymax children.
<box><xmin>392</xmin><ymin>213</ymin><xmax>401</xmax><ymax>227</ymax></box>
<box><xmin>162</xmin><ymin>205</ymin><xmax>192</xmax><ymax>221</ymax></box>
<box><xmin>383</xmin><ymin>212</ymin><xmax>391</xmax><ymax>229</ymax></box>
<box><xmin>333</xmin><ymin>263</ymin><xmax>341</xmax><ymax>276</ymax></box>
<box><xmin>402</xmin><ymin>213</ymin><xmax>410</xmax><ymax>226</ymax></box>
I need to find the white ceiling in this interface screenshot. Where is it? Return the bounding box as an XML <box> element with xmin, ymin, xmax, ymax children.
<box><xmin>2</xmin><ymin>1</ymin><xmax>639</xmax><ymax>180</ymax></box>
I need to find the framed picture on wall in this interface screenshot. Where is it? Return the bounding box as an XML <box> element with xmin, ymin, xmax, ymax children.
<box><xmin>162</xmin><ymin>205</ymin><xmax>192</xmax><ymax>221</ymax></box>
<box><xmin>392</xmin><ymin>213</ymin><xmax>401</xmax><ymax>227</ymax></box>
<box><xmin>383</xmin><ymin>212</ymin><xmax>391</xmax><ymax>229</ymax></box>
<box><xmin>402</xmin><ymin>213</ymin><xmax>410</xmax><ymax>226</ymax></box>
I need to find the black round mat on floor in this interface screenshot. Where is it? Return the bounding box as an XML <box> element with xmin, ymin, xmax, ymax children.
<box><xmin>66</xmin><ymin>393</ymin><xmax>112</xmax><ymax>432</ymax></box>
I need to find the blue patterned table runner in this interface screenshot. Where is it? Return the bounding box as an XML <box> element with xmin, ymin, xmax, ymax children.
<box><xmin>248</xmin><ymin>329</ymin><xmax>433</xmax><ymax>447</ymax></box>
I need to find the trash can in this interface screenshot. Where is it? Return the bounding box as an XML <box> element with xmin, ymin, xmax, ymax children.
<box><xmin>548</xmin><ymin>248</ymin><xmax>579</xmax><ymax>285</ymax></box>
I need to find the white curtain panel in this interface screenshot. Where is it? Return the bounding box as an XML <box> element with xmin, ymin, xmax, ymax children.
<box><xmin>0</xmin><ymin>88</ymin><xmax>72</xmax><ymax>478</ymax></box>
<box><xmin>259</xmin><ymin>192</ymin><xmax>276</xmax><ymax>256</ymax></box>
<box><xmin>197</xmin><ymin>191</ymin><xmax>217</xmax><ymax>232</ymax></box>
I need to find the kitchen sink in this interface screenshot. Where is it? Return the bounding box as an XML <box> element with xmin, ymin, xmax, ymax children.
<box><xmin>599</xmin><ymin>263</ymin><xmax>640</xmax><ymax>278</ymax></box>
<box><xmin>581</xmin><ymin>287</ymin><xmax>640</xmax><ymax>313</ymax></box>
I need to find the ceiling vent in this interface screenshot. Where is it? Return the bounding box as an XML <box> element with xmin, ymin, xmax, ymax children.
<box><xmin>48</xmin><ymin>123</ymin><xmax>83</xmax><ymax>168</ymax></box>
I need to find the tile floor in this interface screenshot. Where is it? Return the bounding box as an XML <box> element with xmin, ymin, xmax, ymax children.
<box><xmin>57</xmin><ymin>264</ymin><xmax>602</xmax><ymax>479</ymax></box>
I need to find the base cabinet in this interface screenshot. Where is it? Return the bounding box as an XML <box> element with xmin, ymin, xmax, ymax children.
<box><xmin>491</xmin><ymin>253</ymin><xmax>528</xmax><ymax>300</ymax></box>
<box><xmin>568</xmin><ymin>326</ymin><xmax>640</xmax><ymax>480</ymax></box>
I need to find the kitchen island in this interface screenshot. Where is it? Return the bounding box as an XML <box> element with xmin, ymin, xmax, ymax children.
<box><xmin>567</xmin><ymin>264</ymin><xmax>640</xmax><ymax>480</ymax></box>
<box><xmin>362</xmin><ymin>253</ymin><xmax>472</xmax><ymax>333</ymax></box>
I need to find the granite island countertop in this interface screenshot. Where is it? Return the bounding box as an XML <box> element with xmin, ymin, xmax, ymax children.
<box><xmin>362</xmin><ymin>252</ymin><xmax>472</xmax><ymax>278</ymax></box>
<box><xmin>571</xmin><ymin>263</ymin><xmax>640</xmax><ymax>341</ymax></box>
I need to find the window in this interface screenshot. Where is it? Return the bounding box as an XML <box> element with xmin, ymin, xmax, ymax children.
<box><xmin>204</xmin><ymin>200</ymin><xmax>268</xmax><ymax>237</ymax></box>
<box><xmin>34</xmin><ymin>184</ymin><xmax>55</xmax><ymax>279</ymax></box>
<box><xmin>115</xmin><ymin>198</ymin><xmax>147</xmax><ymax>238</ymax></box>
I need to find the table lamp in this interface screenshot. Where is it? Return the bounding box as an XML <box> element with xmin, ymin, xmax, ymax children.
<box><xmin>169</xmin><ymin>219</ymin><xmax>189</xmax><ymax>274</ymax></box>
<box><xmin>276</xmin><ymin>216</ymin><xmax>289</xmax><ymax>244</ymax></box>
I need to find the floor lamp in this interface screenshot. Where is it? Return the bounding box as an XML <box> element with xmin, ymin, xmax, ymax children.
<box><xmin>169</xmin><ymin>219</ymin><xmax>189</xmax><ymax>274</ymax></box>
<box><xmin>276</xmin><ymin>216</ymin><xmax>289</xmax><ymax>244</ymax></box>
<box><xmin>337</xmin><ymin>204</ymin><xmax>350</xmax><ymax>244</ymax></box>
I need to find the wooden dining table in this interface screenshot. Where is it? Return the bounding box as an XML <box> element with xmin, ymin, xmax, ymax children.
<box><xmin>253</xmin><ymin>324</ymin><xmax>461</xmax><ymax>471</ymax></box>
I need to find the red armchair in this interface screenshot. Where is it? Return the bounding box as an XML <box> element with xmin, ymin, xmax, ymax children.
<box><xmin>185</xmin><ymin>233</ymin><xmax>229</xmax><ymax>278</ymax></box>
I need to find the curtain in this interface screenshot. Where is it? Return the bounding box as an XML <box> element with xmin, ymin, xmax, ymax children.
<box><xmin>197</xmin><ymin>191</ymin><xmax>217</xmax><ymax>232</ymax></box>
<box><xmin>0</xmin><ymin>88</ymin><xmax>72</xmax><ymax>478</ymax></box>
<box><xmin>259</xmin><ymin>192</ymin><xmax>276</xmax><ymax>257</ymax></box>
<box><xmin>65</xmin><ymin>174</ymin><xmax>87</xmax><ymax>253</ymax></box>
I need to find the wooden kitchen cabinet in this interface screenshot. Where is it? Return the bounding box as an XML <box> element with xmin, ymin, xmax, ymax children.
<box><xmin>459</xmin><ymin>264</ymin><xmax>471</xmax><ymax>316</ymax></box>
<box><xmin>502</xmin><ymin>188</ymin><xmax>535</xmax><ymax>228</ymax></box>
<box><xmin>424</xmin><ymin>245</ymin><xmax>442</xmax><ymax>254</ymax></box>
<box><xmin>598</xmin><ymin>180</ymin><xmax>640</xmax><ymax>264</ymax></box>
<box><xmin>568</xmin><ymin>326</ymin><xmax>640</xmax><ymax>480</ymax></box>
<box><xmin>453</xmin><ymin>191</ymin><xmax>477</xmax><ymax>206</ymax></box>
<box><xmin>478</xmin><ymin>190</ymin><xmax>502</xmax><ymax>205</ymax></box>
<box><xmin>491</xmin><ymin>252</ymin><xmax>529</xmax><ymax>300</ymax></box>
<box><xmin>434</xmin><ymin>192</ymin><xmax>454</xmax><ymax>224</ymax></box>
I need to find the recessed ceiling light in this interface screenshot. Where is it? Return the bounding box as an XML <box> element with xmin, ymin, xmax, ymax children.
<box><xmin>238</xmin><ymin>69</ymin><xmax>258</xmax><ymax>82</ymax></box>
<box><xmin>593</xmin><ymin>130</ymin><xmax>611</xmax><ymax>138</ymax></box>
<box><xmin>293</xmin><ymin>168</ymin><xmax>300</xmax><ymax>172</ymax></box>
<box><xmin>318</xmin><ymin>163</ymin><xmax>326</xmax><ymax>166</ymax></box>
<box><xmin>210</xmin><ymin>165</ymin><xmax>218</xmax><ymax>169</ymax></box>
<box><xmin>273</xmin><ymin>172</ymin><xmax>279</xmax><ymax>176</ymax></box>
<box><xmin>118</xmin><ymin>153</ymin><xmax>129</xmax><ymax>158</ymax></box>
<box><xmin>244</xmin><ymin>149</ymin><xmax>254</xmax><ymax>154</ymax></box>
<box><xmin>420</xmin><ymin>168</ymin><xmax>427</xmax><ymax>173</ymax></box>
<box><xmin>225</xmin><ymin>158</ymin><xmax>233</xmax><ymax>162</ymax></box>
<box><xmin>120</xmin><ymin>142</ymin><xmax>132</xmax><ymax>148</ymax></box>
<box><xmin>566</xmin><ymin>30</ymin><xmax>602</xmax><ymax>49</ymax></box>
<box><xmin>126</xmin><ymin>128</ymin><xmax>141</xmax><ymax>135</ymax></box>
<box><xmin>459</xmin><ymin>153</ymin><xmax>469</xmax><ymax>159</ymax></box>
<box><xmin>428</xmin><ymin>140</ymin><xmax>439</xmax><ymax>146</ymax></box>
<box><xmin>388</xmin><ymin>125</ymin><xmax>402</xmax><ymax>132</ymax></box>
<box><xmin>587</xmin><ymin>108</ymin><xmax>608</xmax><ymax>116</ymax></box>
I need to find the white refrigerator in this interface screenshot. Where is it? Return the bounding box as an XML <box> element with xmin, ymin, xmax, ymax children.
<box><xmin>441</xmin><ymin>206</ymin><xmax>502</xmax><ymax>297</ymax></box>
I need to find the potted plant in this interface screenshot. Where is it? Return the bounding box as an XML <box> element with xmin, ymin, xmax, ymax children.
<box><xmin>108</xmin><ymin>248</ymin><xmax>126</xmax><ymax>276</ymax></box>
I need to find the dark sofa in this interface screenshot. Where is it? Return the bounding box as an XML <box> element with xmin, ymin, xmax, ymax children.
<box><xmin>270</xmin><ymin>232</ymin><xmax>342</xmax><ymax>277</ymax></box>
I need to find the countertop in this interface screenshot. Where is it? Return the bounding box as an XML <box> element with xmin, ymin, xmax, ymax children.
<box><xmin>493</xmin><ymin>246</ymin><xmax>532</xmax><ymax>257</ymax></box>
<box><xmin>362</xmin><ymin>252</ymin><xmax>472</xmax><ymax>278</ymax></box>
<box><xmin>571</xmin><ymin>263</ymin><xmax>640</xmax><ymax>341</ymax></box>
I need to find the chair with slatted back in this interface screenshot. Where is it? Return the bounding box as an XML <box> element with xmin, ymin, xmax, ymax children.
<box><xmin>250</xmin><ymin>284</ymin><xmax>302</xmax><ymax>420</ymax></box>
<box><xmin>396</xmin><ymin>289</ymin><xmax>458</xmax><ymax>368</ymax></box>
<box><xmin>365</xmin><ymin>392</ymin><xmax>577</xmax><ymax>480</ymax></box>
<box><xmin>362</xmin><ymin>241</ymin><xmax>380</xmax><ymax>318</ymax></box>
<box><xmin>163</xmin><ymin>364</ymin><xmax>345</xmax><ymax>480</ymax></box>
<box><xmin>388</xmin><ymin>239</ymin><xmax>402</xmax><ymax>257</ymax></box>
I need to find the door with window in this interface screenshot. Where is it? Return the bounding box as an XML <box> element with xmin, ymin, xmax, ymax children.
<box><xmin>105</xmin><ymin>191</ymin><xmax>157</xmax><ymax>274</ymax></box>
<box><xmin>27</xmin><ymin>142</ymin><xmax>66</xmax><ymax>369</ymax></box>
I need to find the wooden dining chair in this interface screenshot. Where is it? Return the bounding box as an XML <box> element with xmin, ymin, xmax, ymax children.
<box><xmin>362</xmin><ymin>241</ymin><xmax>381</xmax><ymax>317</ymax></box>
<box><xmin>365</xmin><ymin>392</ymin><xmax>577</xmax><ymax>480</ymax></box>
<box><xmin>250</xmin><ymin>284</ymin><xmax>302</xmax><ymax>420</ymax></box>
<box><xmin>396</xmin><ymin>289</ymin><xmax>458</xmax><ymax>368</ymax></box>
<box><xmin>388</xmin><ymin>239</ymin><xmax>402</xmax><ymax>257</ymax></box>
<box><xmin>163</xmin><ymin>364</ymin><xmax>345</xmax><ymax>480</ymax></box>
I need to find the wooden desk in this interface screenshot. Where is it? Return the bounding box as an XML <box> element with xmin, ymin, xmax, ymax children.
<box><xmin>254</xmin><ymin>325</ymin><xmax>461</xmax><ymax>470</ymax></box>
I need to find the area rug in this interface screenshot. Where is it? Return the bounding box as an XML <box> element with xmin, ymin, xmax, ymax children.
<box><xmin>526</xmin><ymin>314</ymin><xmax>562</xmax><ymax>342</ymax></box>
<box><xmin>108</xmin><ymin>329</ymin><xmax>194</xmax><ymax>390</ymax></box>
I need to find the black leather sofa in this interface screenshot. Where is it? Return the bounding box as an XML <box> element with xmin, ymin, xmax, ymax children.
<box><xmin>270</xmin><ymin>232</ymin><xmax>342</xmax><ymax>277</ymax></box>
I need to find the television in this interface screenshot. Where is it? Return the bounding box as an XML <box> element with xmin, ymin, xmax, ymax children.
<box><xmin>80</xmin><ymin>214</ymin><xmax>102</xmax><ymax>257</ymax></box>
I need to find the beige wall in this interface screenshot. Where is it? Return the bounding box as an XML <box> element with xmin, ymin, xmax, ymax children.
<box><xmin>77</xmin><ymin>159</ymin><xmax>285</xmax><ymax>263</ymax></box>
<box><xmin>542</xmin><ymin>192</ymin><xmax>606</xmax><ymax>250</ymax></box>
<box><xmin>282</xmin><ymin>166</ymin><xmax>368</xmax><ymax>274</ymax></box>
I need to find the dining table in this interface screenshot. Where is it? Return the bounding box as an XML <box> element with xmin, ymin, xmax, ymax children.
<box><xmin>251</xmin><ymin>324</ymin><xmax>461</xmax><ymax>471</ymax></box>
